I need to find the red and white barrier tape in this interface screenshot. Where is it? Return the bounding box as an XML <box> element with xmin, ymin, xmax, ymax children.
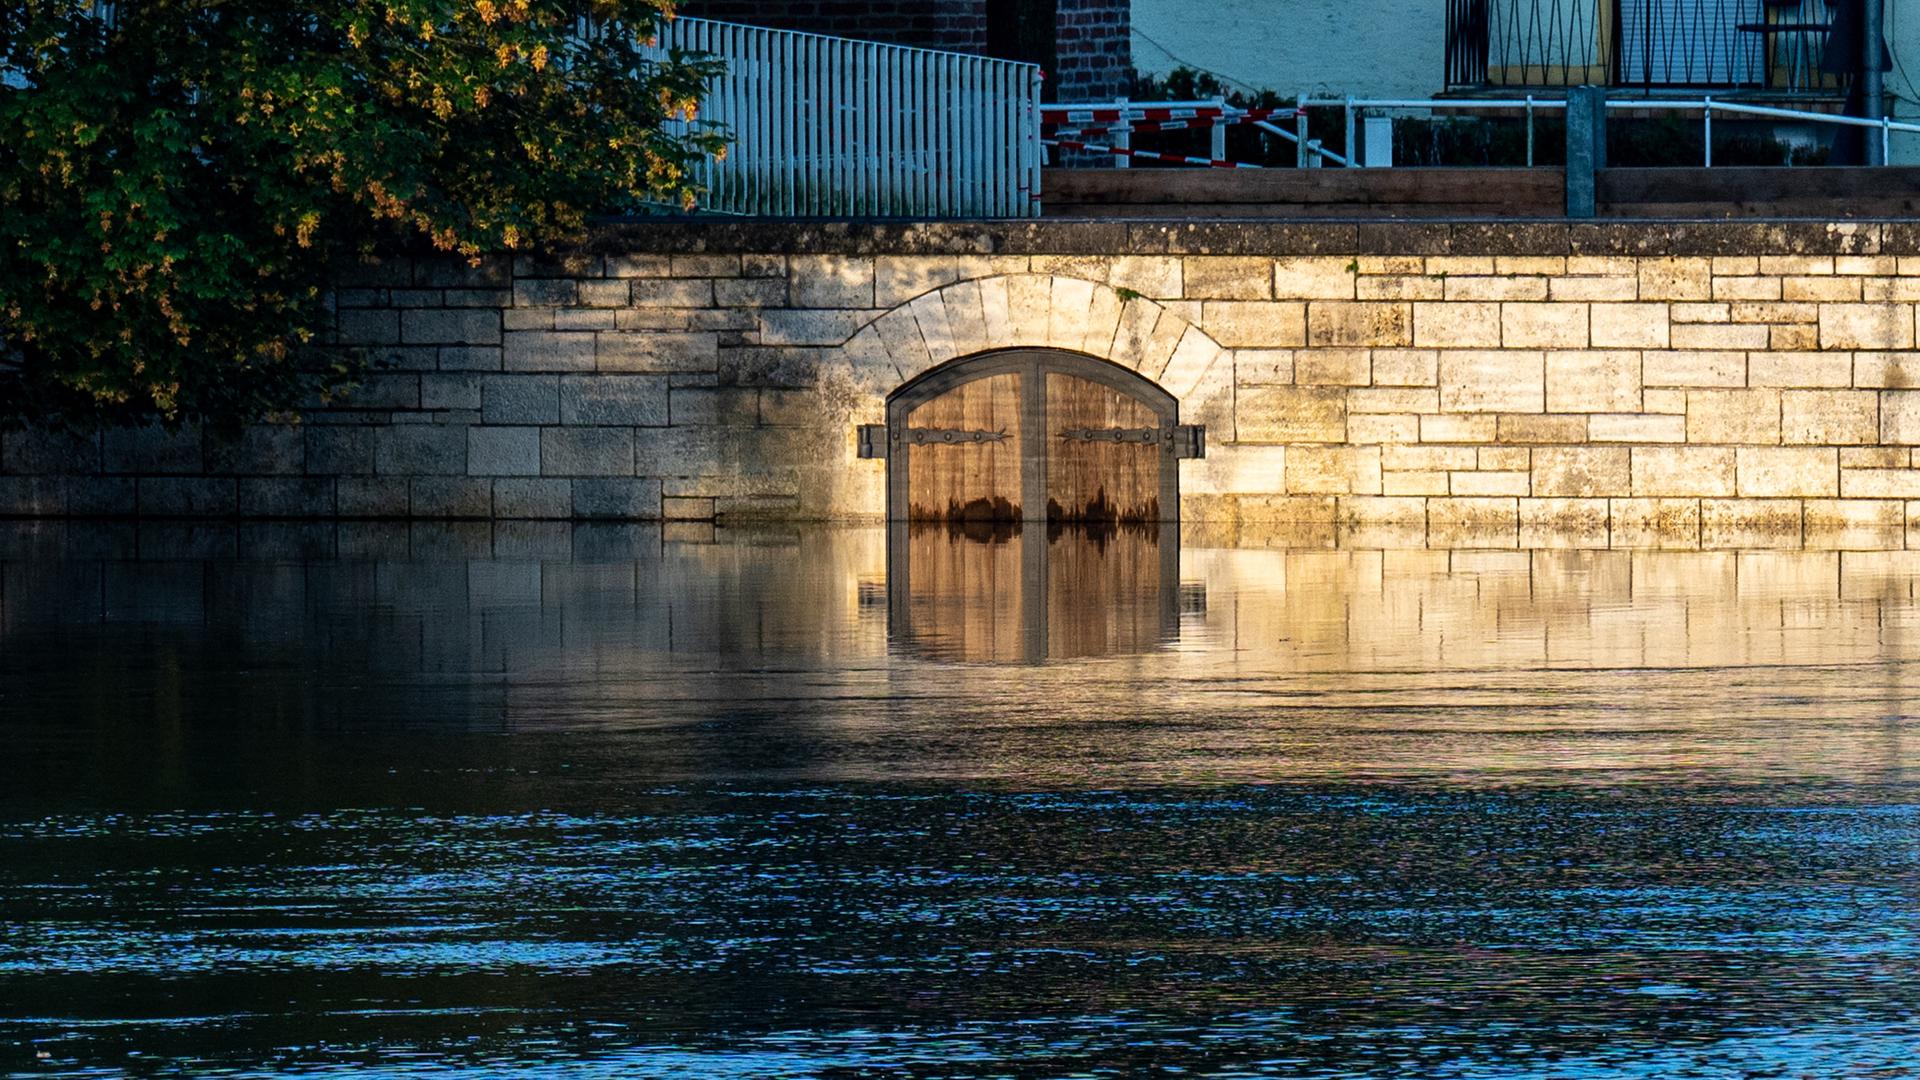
<box><xmin>1043</xmin><ymin>138</ymin><xmax>1261</xmax><ymax>169</ymax></box>
<box><xmin>1041</xmin><ymin>105</ymin><xmax>1227</xmax><ymax>124</ymax></box>
<box><xmin>1041</xmin><ymin>104</ymin><xmax>1305</xmax><ymax>131</ymax></box>
<box><xmin>1045</xmin><ymin>118</ymin><xmax>1220</xmax><ymax>139</ymax></box>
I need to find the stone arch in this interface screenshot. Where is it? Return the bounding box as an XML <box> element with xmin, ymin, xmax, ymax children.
<box><xmin>825</xmin><ymin>273</ymin><xmax>1229</xmax><ymax>406</ymax></box>
<box><xmin>807</xmin><ymin>273</ymin><xmax>1236</xmax><ymax>520</ymax></box>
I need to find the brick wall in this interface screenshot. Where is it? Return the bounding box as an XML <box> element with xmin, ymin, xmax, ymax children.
<box><xmin>10</xmin><ymin>220</ymin><xmax>1920</xmax><ymax>548</ymax></box>
<box><xmin>1050</xmin><ymin>0</ymin><xmax>1129</xmax><ymax>101</ymax></box>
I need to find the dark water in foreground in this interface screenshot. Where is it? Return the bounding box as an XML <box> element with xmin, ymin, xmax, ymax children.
<box><xmin>4</xmin><ymin>520</ymin><xmax>1920</xmax><ymax>1078</ymax></box>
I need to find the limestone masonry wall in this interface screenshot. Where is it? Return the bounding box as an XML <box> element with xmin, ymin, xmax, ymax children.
<box><xmin>9</xmin><ymin>220</ymin><xmax>1920</xmax><ymax>544</ymax></box>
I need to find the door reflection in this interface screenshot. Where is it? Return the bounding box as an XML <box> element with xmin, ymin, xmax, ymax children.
<box><xmin>887</xmin><ymin>521</ymin><xmax>1181</xmax><ymax>662</ymax></box>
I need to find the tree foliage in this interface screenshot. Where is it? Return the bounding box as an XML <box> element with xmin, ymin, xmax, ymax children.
<box><xmin>0</xmin><ymin>1</ymin><xmax>723</xmax><ymax>429</ymax></box>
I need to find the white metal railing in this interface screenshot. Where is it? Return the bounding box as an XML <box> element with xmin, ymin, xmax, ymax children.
<box><xmin>652</xmin><ymin>18</ymin><xmax>1042</xmax><ymax>218</ymax></box>
<box><xmin>1047</xmin><ymin>95</ymin><xmax>1920</xmax><ymax>169</ymax></box>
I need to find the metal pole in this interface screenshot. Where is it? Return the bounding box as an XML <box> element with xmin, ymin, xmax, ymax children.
<box><xmin>1704</xmin><ymin>96</ymin><xmax>1712</xmax><ymax>167</ymax></box>
<box><xmin>1566</xmin><ymin>85</ymin><xmax>1605</xmax><ymax>217</ymax></box>
<box><xmin>1296</xmin><ymin>93</ymin><xmax>1309</xmax><ymax>168</ymax></box>
<box><xmin>1865</xmin><ymin>0</ymin><xmax>1886</xmax><ymax>165</ymax></box>
<box><xmin>1113</xmin><ymin>95</ymin><xmax>1131</xmax><ymax>168</ymax></box>
<box><xmin>1526</xmin><ymin>95</ymin><xmax>1535</xmax><ymax>167</ymax></box>
<box><xmin>1211</xmin><ymin>96</ymin><xmax>1227</xmax><ymax>162</ymax></box>
<box><xmin>1344</xmin><ymin>96</ymin><xmax>1357</xmax><ymax>167</ymax></box>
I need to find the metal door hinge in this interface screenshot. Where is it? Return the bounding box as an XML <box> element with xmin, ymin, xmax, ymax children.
<box><xmin>857</xmin><ymin>424</ymin><xmax>888</xmax><ymax>459</ymax></box>
<box><xmin>1173</xmin><ymin>424</ymin><xmax>1205</xmax><ymax>459</ymax></box>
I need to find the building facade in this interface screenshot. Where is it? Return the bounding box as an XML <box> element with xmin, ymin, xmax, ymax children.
<box><xmin>1131</xmin><ymin>0</ymin><xmax>1920</xmax><ymax>162</ymax></box>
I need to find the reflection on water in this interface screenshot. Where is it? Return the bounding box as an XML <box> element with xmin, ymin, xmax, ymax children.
<box><xmin>890</xmin><ymin>522</ymin><xmax>1181</xmax><ymax>662</ymax></box>
<box><xmin>3</xmin><ymin>520</ymin><xmax>1920</xmax><ymax>1077</ymax></box>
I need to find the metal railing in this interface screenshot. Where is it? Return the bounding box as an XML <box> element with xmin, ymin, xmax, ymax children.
<box><xmin>1048</xmin><ymin>94</ymin><xmax>1920</xmax><ymax>169</ymax></box>
<box><xmin>651</xmin><ymin>18</ymin><xmax>1043</xmax><ymax>217</ymax></box>
<box><xmin>1447</xmin><ymin>0</ymin><xmax>1846</xmax><ymax>92</ymax></box>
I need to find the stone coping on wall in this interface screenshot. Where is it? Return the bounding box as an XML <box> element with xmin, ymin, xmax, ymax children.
<box><xmin>583</xmin><ymin>218</ymin><xmax>1918</xmax><ymax>259</ymax></box>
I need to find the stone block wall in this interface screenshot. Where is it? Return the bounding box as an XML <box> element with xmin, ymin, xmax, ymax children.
<box><xmin>10</xmin><ymin>219</ymin><xmax>1920</xmax><ymax>547</ymax></box>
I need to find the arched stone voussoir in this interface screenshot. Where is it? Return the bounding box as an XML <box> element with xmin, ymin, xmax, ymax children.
<box><xmin>853</xmin><ymin>273</ymin><xmax>1221</xmax><ymax>390</ymax></box>
<box><xmin>817</xmin><ymin>324</ymin><xmax>903</xmax><ymax>410</ymax></box>
<box><xmin>1156</xmin><ymin>324</ymin><xmax>1231</xmax><ymax>402</ymax></box>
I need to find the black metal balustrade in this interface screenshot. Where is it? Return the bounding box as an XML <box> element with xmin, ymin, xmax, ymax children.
<box><xmin>1446</xmin><ymin>0</ymin><xmax>1847</xmax><ymax>92</ymax></box>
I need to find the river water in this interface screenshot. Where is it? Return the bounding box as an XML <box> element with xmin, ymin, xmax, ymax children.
<box><xmin>3</xmin><ymin>520</ymin><xmax>1919</xmax><ymax>1078</ymax></box>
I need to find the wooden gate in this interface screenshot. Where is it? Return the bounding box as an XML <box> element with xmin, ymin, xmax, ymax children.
<box><xmin>879</xmin><ymin>350</ymin><xmax>1200</xmax><ymax>524</ymax></box>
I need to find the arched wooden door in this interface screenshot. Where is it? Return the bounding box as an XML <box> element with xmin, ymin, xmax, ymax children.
<box><xmin>882</xmin><ymin>350</ymin><xmax>1198</xmax><ymax>524</ymax></box>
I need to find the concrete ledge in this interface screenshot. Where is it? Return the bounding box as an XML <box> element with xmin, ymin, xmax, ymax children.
<box><xmin>586</xmin><ymin>218</ymin><xmax>1917</xmax><ymax>258</ymax></box>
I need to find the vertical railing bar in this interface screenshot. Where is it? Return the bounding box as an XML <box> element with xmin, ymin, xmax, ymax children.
<box><xmin>955</xmin><ymin>55</ymin><xmax>968</xmax><ymax>215</ymax></box>
<box><xmin>759</xmin><ymin>27</ymin><xmax>771</xmax><ymax>215</ymax></box>
<box><xmin>1295</xmin><ymin>92</ymin><xmax>1308</xmax><ymax>168</ymax></box>
<box><xmin>987</xmin><ymin>59</ymin><xmax>1000</xmax><ymax>217</ymax></box>
<box><xmin>714</xmin><ymin>23</ymin><xmax>729</xmax><ymax>212</ymax></box>
<box><xmin>1009</xmin><ymin>61</ymin><xmax>1021</xmax><ymax>216</ymax></box>
<box><xmin>851</xmin><ymin>41</ymin><xmax>863</xmax><ymax>216</ymax></box>
<box><xmin>1704</xmin><ymin>94</ymin><xmax>1712</xmax><ymax>167</ymax></box>
<box><xmin>948</xmin><ymin>52</ymin><xmax>962</xmax><ymax>214</ymax></box>
<box><xmin>816</xmin><ymin>34</ymin><xmax>829</xmax><ymax>214</ymax></box>
<box><xmin>1023</xmin><ymin>60</ymin><xmax>1034</xmax><ymax>217</ymax></box>
<box><xmin>793</xmin><ymin>31</ymin><xmax>805</xmax><ymax>216</ymax></box>
<box><xmin>784</xmin><ymin>30</ymin><xmax>796</xmax><ymax>216</ymax></box>
<box><xmin>1342</xmin><ymin>96</ymin><xmax>1355</xmax><ymax>167</ymax></box>
<box><xmin>794</xmin><ymin>31</ymin><xmax>807</xmax><ymax>214</ymax></box>
<box><xmin>737</xmin><ymin>23</ymin><xmax>751</xmax><ymax>213</ymax></box>
<box><xmin>826</xmin><ymin>36</ymin><xmax>838</xmax><ymax>214</ymax></box>
<box><xmin>826</xmin><ymin>36</ymin><xmax>837</xmax><ymax>216</ymax></box>
<box><xmin>1526</xmin><ymin>93</ymin><xmax>1535</xmax><ymax>167</ymax></box>
<box><xmin>997</xmin><ymin>59</ymin><xmax>1008</xmax><ymax>213</ymax></box>
<box><xmin>710</xmin><ymin>22</ymin><xmax>724</xmax><ymax>211</ymax></box>
<box><xmin>910</xmin><ymin>48</ymin><xmax>923</xmax><ymax>216</ymax></box>
<box><xmin>880</xmin><ymin>42</ymin><xmax>891</xmax><ymax>215</ymax></box>
<box><xmin>933</xmin><ymin>51</ymin><xmax>946</xmax><ymax>213</ymax></box>
<box><xmin>922</xmin><ymin>48</ymin><xmax>934</xmax><ymax>215</ymax></box>
<box><xmin>875</xmin><ymin>43</ymin><xmax>888</xmax><ymax>215</ymax></box>
<box><xmin>751</xmin><ymin>23</ymin><xmax>763</xmax><ymax>213</ymax></box>
<box><xmin>928</xmin><ymin>48</ymin><xmax>938</xmax><ymax>215</ymax></box>
<box><xmin>851</xmin><ymin>41</ymin><xmax>865</xmax><ymax>216</ymax></box>
<box><xmin>878</xmin><ymin>43</ymin><xmax>891</xmax><ymax>215</ymax></box>
<box><xmin>979</xmin><ymin>57</ymin><xmax>991</xmax><ymax>214</ymax></box>
<box><xmin>884</xmin><ymin>44</ymin><xmax>897</xmax><ymax>215</ymax></box>
<box><xmin>964</xmin><ymin>55</ymin><xmax>978</xmax><ymax>215</ymax></box>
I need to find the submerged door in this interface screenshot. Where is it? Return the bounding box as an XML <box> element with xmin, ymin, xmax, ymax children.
<box><xmin>883</xmin><ymin>350</ymin><xmax>1192</xmax><ymax>525</ymax></box>
<box><xmin>901</xmin><ymin>370</ymin><xmax>1026</xmax><ymax>523</ymax></box>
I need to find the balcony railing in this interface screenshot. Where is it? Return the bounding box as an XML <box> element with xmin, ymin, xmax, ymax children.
<box><xmin>1446</xmin><ymin>0</ymin><xmax>1847</xmax><ymax>92</ymax></box>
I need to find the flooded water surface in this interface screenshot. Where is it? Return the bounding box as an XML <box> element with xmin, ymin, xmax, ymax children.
<box><xmin>4</xmin><ymin>521</ymin><xmax>1920</xmax><ymax>1077</ymax></box>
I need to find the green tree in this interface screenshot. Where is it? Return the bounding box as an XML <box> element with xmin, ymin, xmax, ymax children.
<box><xmin>0</xmin><ymin>0</ymin><xmax>723</xmax><ymax>429</ymax></box>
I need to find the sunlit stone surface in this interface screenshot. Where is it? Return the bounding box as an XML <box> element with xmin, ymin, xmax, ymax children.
<box><xmin>3</xmin><ymin>520</ymin><xmax>1920</xmax><ymax>1075</ymax></box>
